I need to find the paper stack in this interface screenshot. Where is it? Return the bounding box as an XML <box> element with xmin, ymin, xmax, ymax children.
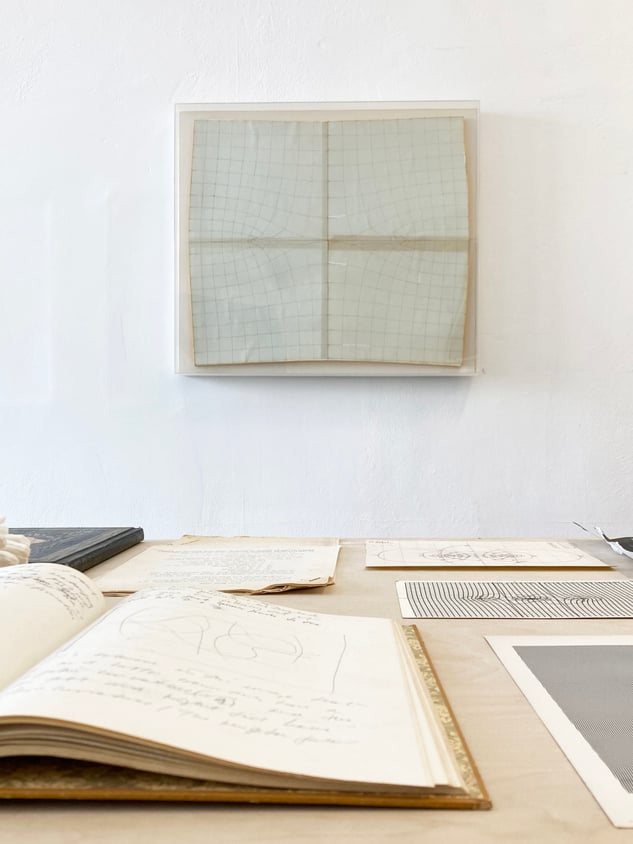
<box><xmin>0</xmin><ymin>518</ymin><xmax>31</xmax><ymax>566</ymax></box>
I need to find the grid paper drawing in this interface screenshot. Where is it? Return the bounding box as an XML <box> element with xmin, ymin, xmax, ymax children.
<box><xmin>187</xmin><ymin>116</ymin><xmax>469</xmax><ymax>366</ymax></box>
<box><xmin>327</xmin><ymin>118</ymin><xmax>468</xmax><ymax>238</ymax></box>
<box><xmin>327</xmin><ymin>247</ymin><xmax>468</xmax><ymax>364</ymax></box>
<box><xmin>190</xmin><ymin>244</ymin><xmax>323</xmax><ymax>364</ymax></box>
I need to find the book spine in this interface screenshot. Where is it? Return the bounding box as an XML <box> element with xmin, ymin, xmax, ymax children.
<box><xmin>61</xmin><ymin>529</ymin><xmax>145</xmax><ymax>572</ymax></box>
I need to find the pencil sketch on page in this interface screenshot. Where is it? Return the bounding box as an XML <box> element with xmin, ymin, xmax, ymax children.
<box><xmin>117</xmin><ymin>605</ymin><xmax>347</xmax><ymax>695</ymax></box>
<box><xmin>366</xmin><ymin>539</ymin><xmax>607</xmax><ymax>569</ymax></box>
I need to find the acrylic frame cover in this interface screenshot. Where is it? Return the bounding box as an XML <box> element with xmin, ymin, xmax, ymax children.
<box><xmin>175</xmin><ymin>101</ymin><xmax>479</xmax><ymax>376</ymax></box>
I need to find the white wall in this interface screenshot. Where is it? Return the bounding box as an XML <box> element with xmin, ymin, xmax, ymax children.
<box><xmin>2</xmin><ymin>0</ymin><xmax>632</xmax><ymax>539</ymax></box>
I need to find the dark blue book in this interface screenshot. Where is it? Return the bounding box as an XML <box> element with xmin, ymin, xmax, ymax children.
<box><xmin>9</xmin><ymin>527</ymin><xmax>144</xmax><ymax>572</ymax></box>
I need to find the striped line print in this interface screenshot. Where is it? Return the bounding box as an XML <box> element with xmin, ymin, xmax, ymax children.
<box><xmin>403</xmin><ymin>581</ymin><xmax>633</xmax><ymax>619</ymax></box>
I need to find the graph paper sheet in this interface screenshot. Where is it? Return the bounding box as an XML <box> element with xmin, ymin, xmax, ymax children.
<box><xmin>187</xmin><ymin>116</ymin><xmax>469</xmax><ymax>366</ymax></box>
<box><xmin>396</xmin><ymin>580</ymin><xmax>633</xmax><ymax>619</ymax></box>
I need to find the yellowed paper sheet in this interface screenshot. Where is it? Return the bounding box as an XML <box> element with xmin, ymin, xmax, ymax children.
<box><xmin>91</xmin><ymin>536</ymin><xmax>339</xmax><ymax>595</ymax></box>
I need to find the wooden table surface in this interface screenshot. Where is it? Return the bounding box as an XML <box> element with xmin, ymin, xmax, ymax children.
<box><xmin>2</xmin><ymin>537</ymin><xmax>633</xmax><ymax>844</ymax></box>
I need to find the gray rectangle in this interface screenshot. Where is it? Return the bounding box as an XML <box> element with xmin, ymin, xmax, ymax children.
<box><xmin>488</xmin><ymin>634</ymin><xmax>633</xmax><ymax>827</ymax></box>
<box><xmin>516</xmin><ymin>645</ymin><xmax>633</xmax><ymax>793</ymax></box>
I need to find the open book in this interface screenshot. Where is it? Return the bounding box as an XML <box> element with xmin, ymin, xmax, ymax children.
<box><xmin>0</xmin><ymin>564</ymin><xmax>489</xmax><ymax>808</ymax></box>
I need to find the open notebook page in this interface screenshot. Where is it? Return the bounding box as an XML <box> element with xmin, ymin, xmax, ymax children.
<box><xmin>0</xmin><ymin>564</ymin><xmax>104</xmax><ymax>689</ymax></box>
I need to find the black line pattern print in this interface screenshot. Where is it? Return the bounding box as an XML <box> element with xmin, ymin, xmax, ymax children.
<box><xmin>516</xmin><ymin>645</ymin><xmax>633</xmax><ymax>793</ymax></box>
<box><xmin>401</xmin><ymin>581</ymin><xmax>633</xmax><ymax>619</ymax></box>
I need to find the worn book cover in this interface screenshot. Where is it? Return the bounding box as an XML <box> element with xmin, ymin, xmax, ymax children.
<box><xmin>10</xmin><ymin>527</ymin><xmax>144</xmax><ymax>572</ymax></box>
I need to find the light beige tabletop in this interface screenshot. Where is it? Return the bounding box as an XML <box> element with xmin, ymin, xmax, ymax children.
<box><xmin>2</xmin><ymin>537</ymin><xmax>633</xmax><ymax>844</ymax></box>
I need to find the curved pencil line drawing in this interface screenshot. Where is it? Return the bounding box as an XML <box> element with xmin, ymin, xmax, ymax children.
<box><xmin>116</xmin><ymin>607</ymin><xmax>346</xmax><ymax>694</ymax></box>
<box><xmin>377</xmin><ymin>541</ymin><xmax>588</xmax><ymax>567</ymax></box>
<box><xmin>330</xmin><ymin>634</ymin><xmax>347</xmax><ymax>696</ymax></box>
<box><xmin>213</xmin><ymin>621</ymin><xmax>304</xmax><ymax>666</ymax></box>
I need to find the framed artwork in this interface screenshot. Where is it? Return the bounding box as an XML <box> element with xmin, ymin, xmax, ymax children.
<box><xmin>176</xmin><ymin>101</ymin><xmax>478</xmax><ymax>376</ymax></box>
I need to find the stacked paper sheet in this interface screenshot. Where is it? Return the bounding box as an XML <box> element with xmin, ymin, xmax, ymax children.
<box><xmin>0</xmin><ymin>517</ymin><xmax>30</xmax><ymax>566</ymax></box>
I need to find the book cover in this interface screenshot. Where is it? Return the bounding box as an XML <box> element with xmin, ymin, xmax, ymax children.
<box><xmin>10</xmin><ymin>527</ymin><xmax>144</xmax><ymax>572</ymax></box>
